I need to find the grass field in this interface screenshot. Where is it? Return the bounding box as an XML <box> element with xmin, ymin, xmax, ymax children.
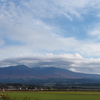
<box><xmin>1</xmin><ymin>91</ymin><xmax>100</xmax><ymax>100</ymax></box>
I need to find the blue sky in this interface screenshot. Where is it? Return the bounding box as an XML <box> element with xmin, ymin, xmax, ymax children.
<box><xmin>1</xmin><ymin>0</ymin><xmax>100</xmax><ymax>74</ymax></box>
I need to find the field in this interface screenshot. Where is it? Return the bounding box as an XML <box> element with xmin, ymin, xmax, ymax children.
<box><xmin>1</xmin><ymin>91</ymin><xmax>100</xmax><ymax>100</ymax></box>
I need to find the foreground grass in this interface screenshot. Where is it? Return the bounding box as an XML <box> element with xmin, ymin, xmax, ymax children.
<box><xmin>2</xmin><ymin>91</ymin><xmax>100</xmax><ymax>100</ymax></box>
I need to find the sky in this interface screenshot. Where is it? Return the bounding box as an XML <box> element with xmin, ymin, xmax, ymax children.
<box><xmin>1</xmin><ymin>0</ymin><xmax>100</xmax><ymax>74</ymax></box>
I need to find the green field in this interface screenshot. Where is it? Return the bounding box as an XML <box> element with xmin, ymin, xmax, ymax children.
<box><xmin>1</xmin><ymin>91</ymin><xmax>100</xmax><ymax>100</ymax></box>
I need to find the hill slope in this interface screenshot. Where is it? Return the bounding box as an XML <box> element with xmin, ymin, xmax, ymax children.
<box><xmin>0</xmin><ymin>65</ymin><xmax>100</xmax><ymax>79</ymax></box>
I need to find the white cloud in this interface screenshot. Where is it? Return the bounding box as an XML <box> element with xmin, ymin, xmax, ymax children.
<box><xmin>0</xmin><ymin>54</ymin><xmax>100</xmax><ymax>74</ymax></box>
<box><xmin>88</xmin><ymin>23</ymin><xmax>100</xmax><ymax>38</ymax></box>
<box><xmin>69</xmin><ymin>68</ymin><xmax>80</xmax><ymax>72</ymax></box>
<box><xmin>1</xmin><ymin>0</ymin><xmax>100</xmax><ymax>59</ymax></box>
<box><xmin>20</xmin><ymin>0</ymin><xmax>100</xmax><ymax>19</ymax></box>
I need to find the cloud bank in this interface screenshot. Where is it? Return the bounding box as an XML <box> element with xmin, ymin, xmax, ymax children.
<box><xmin>0</xmin><ymin>54</ymin><xmax>100</xmax><ymax>74</ymax></box>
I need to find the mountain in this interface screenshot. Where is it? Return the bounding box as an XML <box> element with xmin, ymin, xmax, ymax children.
<box><xmin>0</xmin><ymin>65</ymin><xmax>100</xmax><ymax>79</ymax></box>
<box><xmin>0</xmin><ymin>65</ymin><xmax>100</xmax><ymax>84</ymax></box>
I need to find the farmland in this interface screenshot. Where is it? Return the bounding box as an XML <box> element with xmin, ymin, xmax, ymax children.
<box><xmin>1</xmin><ymin>91</ymin><xmax>100</xmax><ymax>100</ymax></box>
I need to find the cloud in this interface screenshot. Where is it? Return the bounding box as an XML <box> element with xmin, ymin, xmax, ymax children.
<box><xmin>88</xmin><ymin>23</ymin><xmax>100</xmax><ymax>38</ymax></box>
<box><xmin>20</xmin><ymin>0</ymin><xmax>100</xmax><ymax>19</ymax></box>
<box><xmin>1</xmin><ymin>0</ymin><xmax>100</xmax><ymax>59</ymax></box>
<box><xmin>1</xmin><ymin>54</ymin><xmax>100</xmax><ymax>74</ymax></box>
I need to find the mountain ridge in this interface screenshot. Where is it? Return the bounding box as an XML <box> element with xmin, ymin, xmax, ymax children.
<box><xmin>0</xmin><ymin>65</ymin><xmax>100</xmax><ymax>79</ymax></box>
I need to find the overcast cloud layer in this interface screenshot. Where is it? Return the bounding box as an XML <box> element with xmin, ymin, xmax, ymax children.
<box><xmin>0</xmin><ymin>0</ymin><xmax>100</xmax><ymax>74</ymax></box>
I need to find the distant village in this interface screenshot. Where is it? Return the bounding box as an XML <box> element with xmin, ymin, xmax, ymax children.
<box><xmin>0</xmin><ymin>83</ymin><xmax>44</xmax><ymax>91</ymax></box>
<box><xmin>1</xmin><ymin>83</ymin><xmax>100</xmax><ymax>91</ymax></box>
